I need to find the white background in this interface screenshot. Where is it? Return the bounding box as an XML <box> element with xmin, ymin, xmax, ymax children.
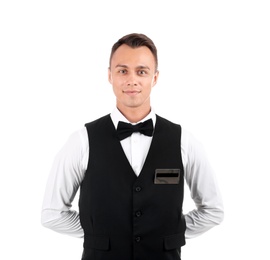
<box><xmin>1</xmin><ymin>0</ymin><xmax>269</xmax><ymax>259</ymax></box>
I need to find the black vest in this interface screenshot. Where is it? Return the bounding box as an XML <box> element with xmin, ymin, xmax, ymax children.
<box><xmin>79</xmin><ymin>114</ymin><xmax>186</xmax><ymax>260</ymax></box>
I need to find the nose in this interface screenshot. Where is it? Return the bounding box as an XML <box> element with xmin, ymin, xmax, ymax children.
<box><xmin>126</xmin><ymin>72</ymin><xmax>138</xmax><ymax>87</ymax></box>
<box><xmin>127</xmin><ymin>82</ymin><xmax>137</xmax><ymax>87</ymax></box>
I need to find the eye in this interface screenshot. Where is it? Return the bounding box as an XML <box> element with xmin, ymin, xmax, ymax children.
<box><xmin>118</xmin><ymin>69</ymin><xmax>127</xmax><ymax>74</ymax></box>
<box><xmin>137</xmin><ymin>70</ymin><xmax>147</xmax><ymax>75</ymax></box>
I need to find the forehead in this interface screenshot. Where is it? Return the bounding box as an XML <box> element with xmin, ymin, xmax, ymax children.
<box><xmin>111</xmin><ymin>44</ymin><xmax>155</xmax><ymax>68</ymax></box>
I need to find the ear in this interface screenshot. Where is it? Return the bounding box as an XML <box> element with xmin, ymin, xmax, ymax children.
<box><xmin>108</xmin><ymin>68</ymin><xmax>112</xmax><ymax>84</ymax></box>
<box><xmin>152</xmin><ymin>70</ymin><xmax>159</xmax><ymax>87</ymax></box>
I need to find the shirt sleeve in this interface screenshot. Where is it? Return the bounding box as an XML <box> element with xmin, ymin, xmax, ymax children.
<box><xmin>181</xmin><ymin>129</ymin><xmax>224</xmax><ymax>239</ymax></box>
<box><xmin>41</xmin><ymin>128</ymin><xmax>89</xmax><ymax>238</ymax></box>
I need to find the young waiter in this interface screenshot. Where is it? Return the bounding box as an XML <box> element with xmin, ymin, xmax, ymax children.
<box><xmin>41</xmin><ymin>33</ymin><xmax>224</xmax><ymax>260</ymax></box>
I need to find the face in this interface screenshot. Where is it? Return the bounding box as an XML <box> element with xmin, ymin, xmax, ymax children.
<box><xmin>108</xmin><ymin>44</ymin><xmax>159</xmax><ymax>113</ymax></box>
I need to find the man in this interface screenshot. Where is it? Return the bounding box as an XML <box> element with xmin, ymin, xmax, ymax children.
<box><xmin>41</xmin><ymin>33</ymin><xmax>224</xmax><ymax>260</ymax></box>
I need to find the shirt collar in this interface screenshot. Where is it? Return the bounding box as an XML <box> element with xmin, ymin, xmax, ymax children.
<box><xmin>110</xmin><ymin>107</ymin><xmax>156</xmax><ymax>129</ymax></box>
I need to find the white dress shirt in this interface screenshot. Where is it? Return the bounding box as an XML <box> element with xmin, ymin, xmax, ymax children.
<box><xmin>41</xmin><ymin>108</ymin><xmax>224</xmax><ymax>239</ymax></box>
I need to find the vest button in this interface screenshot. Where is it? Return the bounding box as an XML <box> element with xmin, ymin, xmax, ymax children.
<box><xmin>135</xmin><ymin>186</ymin><xmax>141</xmax><ymax>192</ymax></box>
<box><xmin>135</xmin><ymin>236</ymin><xmax>141</xmax><ymax>242</ymax></box>
<box><xmin>135</xmin><ymin>211</ymin><xmax>142</xmax><ymax>217</ymax></box>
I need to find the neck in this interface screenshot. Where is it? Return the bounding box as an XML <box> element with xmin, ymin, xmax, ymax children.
<box><xmin>117</xmin><ymin>105</ymin><xmax>151</xmax><ymax>123</ymax></box>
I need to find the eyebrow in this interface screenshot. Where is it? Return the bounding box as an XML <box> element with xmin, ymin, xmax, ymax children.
<box><xmin>115</xmin><ymin>64</ymin><xmax>150</xmax><ymax>70</ymax></box>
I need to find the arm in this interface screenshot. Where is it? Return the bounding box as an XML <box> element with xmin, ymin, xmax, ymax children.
<box><xmin>181</xmin><ymin>129</ymin><xmax>224</xmax><ymax>239</ymax></box>
<box><xmin>41</xmin><ymin>128</ymin><xmax>89</xmax><ymax>238</ymax></box>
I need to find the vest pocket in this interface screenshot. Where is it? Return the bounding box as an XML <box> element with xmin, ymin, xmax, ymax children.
<box><xmin>163</xmin><ymin>233</ymin><xmax>186</xmax><ymax>250</ymax></box>
<box><xmin>84</xmin><ymin>234</ymin><xmax>110</xmax><ymax>251</ymax></box>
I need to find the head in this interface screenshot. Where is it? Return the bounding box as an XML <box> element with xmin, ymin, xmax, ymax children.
<box><xmin>108</xmin><ymin>33</ymin><xmax>159</xmax><ymax>120</ymax></box>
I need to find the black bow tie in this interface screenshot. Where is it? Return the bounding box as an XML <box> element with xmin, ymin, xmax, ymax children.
<box><xmin>116</xmin><ymin>119</ymin><xmax>154</xmax><ymax>140</ymax></box>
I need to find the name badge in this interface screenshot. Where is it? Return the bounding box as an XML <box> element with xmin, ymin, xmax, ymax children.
<box><xmin>154</xmin><ymin>169</ymin><xmax>180</xmax><ymax>184</ymax></box>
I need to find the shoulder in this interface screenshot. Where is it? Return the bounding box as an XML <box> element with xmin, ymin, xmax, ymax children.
<box><xmin>155</xmin><ymin>115</ymin><xmax>181</xmax><ymax>135</ymax></box>
<box><xmin>155</xmin><ymin>115</ymin><xmax>200</xmax><ymax>147</ymax></box>
<box><xmin>85</xmin><ymin>114</ymin><xmax>111</xmax><ymax>128</ymax></box>
<box><xmin>156</xmin><ymin>114</ymin><xmax>180</xmax><ymax>126</ymax></box>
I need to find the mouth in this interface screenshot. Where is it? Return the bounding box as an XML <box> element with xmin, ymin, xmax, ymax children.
<box><xmin>123</xmin><ymin>90</ymin><xmax>141</xmax><ymax>96</ymax></box>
